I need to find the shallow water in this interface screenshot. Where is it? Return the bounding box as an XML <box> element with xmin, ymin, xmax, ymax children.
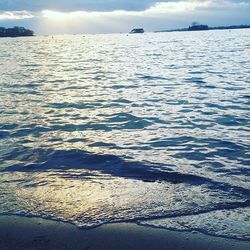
<box><xmin>0</xmin><ymin>29</ymin><xmax>250</xmax><ymax>240</ymax></box>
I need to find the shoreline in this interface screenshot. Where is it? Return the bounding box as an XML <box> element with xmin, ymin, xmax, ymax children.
<box><xmin>0</xmin><ymin>215</ymin><xmax>249</xmax><ymax>250</ymax></box>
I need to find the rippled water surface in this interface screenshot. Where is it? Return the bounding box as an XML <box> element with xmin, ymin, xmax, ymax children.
<box><xmin>0</xmin><ymin>30</ymin><xmax>250</xmax><ymax>240</ymax></box>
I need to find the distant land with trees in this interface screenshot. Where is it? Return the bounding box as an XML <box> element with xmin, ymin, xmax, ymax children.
<box><xmin>0</xmin><ymin>26</ymin><xmax>34</xmax><ymax>37</ymax></box>
<box><xmin>155</xmin><ymin>23</ymin><xmax>250</xmax><ymax>33</ymax></box>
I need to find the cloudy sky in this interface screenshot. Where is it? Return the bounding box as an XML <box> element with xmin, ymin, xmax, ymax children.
<box><xmin>0</xmin><ymin>0</ymin><xmax>250</xmax><ymax>34</ymax></box>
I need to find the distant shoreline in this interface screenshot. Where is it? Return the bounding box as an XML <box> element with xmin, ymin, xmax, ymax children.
<box><xmin>155</xmin><ymin>24</ymin><xmax>250</xmax><ymax>33</ymax></box>
<box><xmin>0</xmin><ymin>26</ymin><xmax>34</xmax><ymax>38</ymax></box>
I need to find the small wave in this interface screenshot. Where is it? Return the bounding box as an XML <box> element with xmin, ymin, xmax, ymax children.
<box><xmin>2</xmin><ymin>148</ymin><xmax>206</xmax><ymax>185</ymax></box>
<box><xmin>49</xmin><ymin>102</ymin><xmax>103</xmax><ymax>110</ymax></box>
<box><xmin>137</xmin><ymin>75</ymin><xmax>170</xmax><ymax>81</ymax></box>
<box><xmin>0</xmin><ymin>131</ymin><xmax>10</xmax><ymax>139</ymax></box>
<box><xmin>139</xmin><ymin>206</ymin><xmax>250</xmax><ymax>241</ymax></box>
<box><xmin>2</xmin><ymin>148</ymin><xmax>250</xmax><ymax>199</ymax></box>
<box><xmin>185</xmin><ymin>77</ymin><xmax>206</xmax><ymax>84</ymax></box>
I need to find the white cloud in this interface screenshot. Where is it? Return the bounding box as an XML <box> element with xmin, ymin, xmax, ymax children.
<box><xmin>0</xmin><ymin>11</ymin><xmax>34</xmax><ymax>20</ymax></box>
<box><xmin>41</xmin><ymin>1</ymin><xmax>214</xmax><ymax>19</ymax></box>
<box><xmin>40</xmin><ymin>0</ymin><xmax>250</xmax><ymax>19</ymax></box>
<box><xmin>1</xmin><ymin>1</ymin><xmax>249</xmax><ymax>21</ymax></box>
<box><xmin>145</xmin><ymin>0</ymin><xmax>213</xmax><ymax>14</ymax></box>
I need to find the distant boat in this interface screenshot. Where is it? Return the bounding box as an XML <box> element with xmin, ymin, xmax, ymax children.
<box><xmin>130</xmin><ymin>28</ymin><xmax>145</xmax><ymax>34</ymax></box>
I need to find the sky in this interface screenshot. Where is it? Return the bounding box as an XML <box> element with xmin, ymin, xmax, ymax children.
<box><xmin>0</xmin><ymin>0</ymin><xmax>250</xmax><ymax>34</ymax></box>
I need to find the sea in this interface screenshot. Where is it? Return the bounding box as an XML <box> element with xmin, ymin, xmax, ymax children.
<box><xmin>0</xmin><ymin>29</ymin><xmax>249</xmax><ymax>240</ymax></box>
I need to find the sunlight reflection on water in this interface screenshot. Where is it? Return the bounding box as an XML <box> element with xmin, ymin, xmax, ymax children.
<box><xmin>0</xmin><ymin>29</ymin><xmax>250</xmax><ymax>239</ymax></box>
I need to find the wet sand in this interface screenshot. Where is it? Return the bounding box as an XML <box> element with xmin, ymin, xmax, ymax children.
<box><xmin>0</xmin><ymin>215</ymin><xmax>249</xmax><ymax>250</ymax></box>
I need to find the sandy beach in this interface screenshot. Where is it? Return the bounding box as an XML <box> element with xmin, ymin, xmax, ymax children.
<box><xmin>0</xmin><ymin>215</ymin><xmax>249</xmax><ymax>250</ymax></box>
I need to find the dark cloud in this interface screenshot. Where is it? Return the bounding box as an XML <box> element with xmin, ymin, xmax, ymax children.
<box><xmin>1</xmin><ymin>0</ymin><xmax>250</xmax><ymax>12</ymax></box>
<box><xmin>0</xmin><ymin>0</ymin><xmax>169</xmax><ymax>11</ymax></box>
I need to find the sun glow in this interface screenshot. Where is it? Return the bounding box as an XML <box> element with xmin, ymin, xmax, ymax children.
<box><xmin>42</xmin><ymin>10</ymin><xmax>76</xmax><ymax>19</ymax></box>
<box><xmin>42</xmin><ymin>10</ymin><xmax>104</xmax><ymax>20</ymax></box>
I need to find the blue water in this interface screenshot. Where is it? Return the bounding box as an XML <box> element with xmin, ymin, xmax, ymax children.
<box><xmin>0</xmin><ymin>29</ymin><xmax>250</xmax><ymax>240</ymax></box>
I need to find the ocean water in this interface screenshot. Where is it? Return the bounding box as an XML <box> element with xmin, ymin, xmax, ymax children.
<box><xmin>0</xmin><ymin>29</ymin><xmax>250</xmax><ymax>240</ymax></box>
